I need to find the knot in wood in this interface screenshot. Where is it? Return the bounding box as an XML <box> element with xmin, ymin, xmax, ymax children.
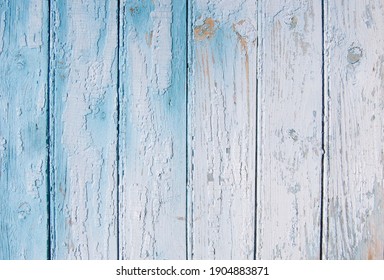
<box><xmin>347</xmin><ymin>46</ymin><xmax>363</xmax><ymax>64</ymax></box>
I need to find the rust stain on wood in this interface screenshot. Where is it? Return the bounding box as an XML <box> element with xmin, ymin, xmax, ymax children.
<box><xmin>194</xmin><ymin>18</ymin><xmax>215</xmax><ymax>41</ymax></box>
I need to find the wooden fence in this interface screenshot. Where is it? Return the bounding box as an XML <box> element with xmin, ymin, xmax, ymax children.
<box><xmin>0</xmin><ymin>0</ymin><xmax>383</xmax><ymax>259</ymax></box>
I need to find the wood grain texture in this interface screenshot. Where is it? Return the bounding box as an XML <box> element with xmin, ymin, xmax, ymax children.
<box><xmin>1</xmin><ymin>0</ymin><xmax>384</xmax><ymax>261</ymax></box>
<box><xmin>118</xmin><ymin>0</ymin><xmax>187</xmax><ymax>259</ymax></box>
<box><xmin>50</xmin><ymin>0</ymin><xmax>118</xmax><ymax>259</ymax></box>
<box><xmin>0</xmin><ymin>0</ymin><xmax>49</xmax><ymax>259</ymax></box>
<box><xmin>188</xmin><ymin>0</ymin><xmax>257</xmax><ymax>259</ymax></box>
<box><xmin>256</xmin><ymin>0</ymin><xmax>323</xmax><ymax>259</ymax></box>
<box><xmin>323</xmin><ymin>0</ymin><xmax>384</xmax><ymax>259</ymax></box>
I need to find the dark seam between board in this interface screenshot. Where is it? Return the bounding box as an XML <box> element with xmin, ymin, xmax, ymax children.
<box><xmin>116</xmin><ymin>0</ymin><xmax>121</xmax><ymax>261</ymax></box>
<box><xmin>319</xmin><ymin>0</ymin><xmax>326</xmax><ymax>261</ymax></box>
<box><xmin>185</xmin><ymin>0</ymin><xmax>189</xmax><ymax>261</ymax></box>
<box><xmin>46</xmin><ymin>0</ymin><xmax>52</xmax><ymax>261</ymax></box>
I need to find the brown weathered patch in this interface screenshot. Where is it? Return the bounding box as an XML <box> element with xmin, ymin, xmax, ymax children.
<box><xmin>129</xmin><ymin>6</ymin><xmax>138</xmax><ymax>15</ymax></box>
<box><xmin>233</xmin><ymin>20</ymin><xmax>251</xmax><ymax>115</ymax></box>
<box><xmin>194</xmin><ymin>18</ymin><xmax>215</xmax><ymax>41</ymax></box>
<box><xmin>367</xmin><ymin>239</ymin><xmax>381</xmax><ymax>260</ymax></box>
<box><xmin>232</xmin><ymin>20</ymin><xmax>248</xmax><ymax>50</ymax></box>
<box><xmin>368</xmin><ymin>248</ymin><xmax>374</xmax><ymax>260</ymax></box>
<box><xmin>366</xmin><ymin>210</ymin><xmax>384</xmax><ymax>260</ymax></box>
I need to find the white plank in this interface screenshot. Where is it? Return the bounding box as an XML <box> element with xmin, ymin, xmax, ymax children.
<box><xmin>119</xmin><ymin>0</ymin><xmax>187</xmax><ymax>259</ymax></box>
<box><xmin>188</xmin><ymin>0</ymin><xmax>257</xmax><ymax>259</ymax></box>
<box><xmin>50</xmin><ymin>0</ymin><xmax>118</xmax><ymax>259</ymax></box>
<box><xmin>256</xmin><ymin>0</ymin><xmax>323</xmax><ymax>259</ymax></box>
<box><xmin>0</xmin><ymin>0</ymin><xmax>49</xmax><ymax>259</ymax></box>
<box><xmin>323</xmin><ymin>0</ymin><xmax>384</xmax><ymax>259</ymax></box>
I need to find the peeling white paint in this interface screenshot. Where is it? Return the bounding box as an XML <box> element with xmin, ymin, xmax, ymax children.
<box><xmin>51</xmin><ymin>0</ymin><xmax>118</xmax><ymax>260</ymax></box>
<box><xmin>27</xmin><ymin>0</ymin><xmax>43</xmax><ymax>48</ymax></box>
<box><xmin>150</xmin><ymin>1</ymin><xmax>173</xmax><ymax>94</ymax></box>
<box><xmin>188</xmin><ymin>0</ymin><xmax>257</xmax><ymax>260</ymax></box>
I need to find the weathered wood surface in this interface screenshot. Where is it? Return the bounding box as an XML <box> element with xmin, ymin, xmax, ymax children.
<box><xmin>0</xmin><ymin>0</ymin><xmax>384</xmax><ymax>260</ymax></box>
<box><xmin>118</xmin><ymin>0</ymin><xmax>187</xmax><ymax>259</ymax></box>
<box><xmin>188</xmin><ymin>0</ymin><xmax>257</xmax><ymax>259</ymax></box>
<box><xmin>256</xmin><ymin>0</ymin><xmax>323</xmax><ymax>259</ymax></box>
<box><xmin>0</xmin><ymin>0</ymin><xmax>49</xmax><ymax>259</ymax></box>
<box><xmin>323</xmin><ymin>0</ymin><xmax>384</xmax><ymax>260</ymax></box>
<box><xmin>50</xmin><ymin>0</ymin><xmax>118</xmax><ymax>259</ymax></box>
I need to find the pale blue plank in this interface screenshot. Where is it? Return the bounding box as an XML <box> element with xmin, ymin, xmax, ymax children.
<box><xmin>0</xmin><ymin>0</ymin><xmax>49</xmax><ymax>259</ymax></box>
<box><xmin>119</xmin><ymin>0</ymin><xmax>187</xmax><ymax>259</ymax></box>
<box><xmin>50</xmin><ymin>0</ymin><xmax>119</xmax><ymax>259</ymax></box>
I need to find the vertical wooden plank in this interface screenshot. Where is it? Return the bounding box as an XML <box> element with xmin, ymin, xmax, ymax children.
<box><xmin>324</xmin><ymin>0</ymin><xmax>384</xmax><ymax>259</ymax></box>
<box><xmin>256</xmin><ymin>0</ymin><xmax>323</xmax><ymax>259</ymax></box>
<box><xmin>0</xmin><ymin>0</ymin><xmax>48</xmax><ymax>259</ymax></box>
<box><xmin>50</xmin><ymin>0</ymin><xmax>118</xmax><ymax>259</ymax></box>
<box><xmin>188</xmin><ymin>0</ymin><xmax>257</xmax><ymax>259</ymax></box>
<box><xmin>119</xmin><ymin>0</ymin><xmax>186</xmax><ymax>259</ymax></box>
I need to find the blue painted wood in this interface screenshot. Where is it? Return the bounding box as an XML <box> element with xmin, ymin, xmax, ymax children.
<box><xmin>0</xmin><ymin>0</ymin><xmax>383</xmax><ymax>261</ymax></box>
<box><xmin>118</xmin><ymin>0</ymin><xmax>187</xmax><ymax>259</ymax></box>
<box><xmin>49</xmin><ymin>0</ymin><xmax>119</xmax><ymax>259</ymax></box>
<box><xmin>0</xmin><ymin>0</ymin><xmax>49</xmax><ymax>259</ymax></box>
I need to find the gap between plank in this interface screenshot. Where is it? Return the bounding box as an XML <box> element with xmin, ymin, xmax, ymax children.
<box><xmin>253</xmin><ymin>0</ymin><xmax>261</xmax><ymax>261</ymax></box>
<box><xmin>185</xmin><ymin>0</ymin><xmax>189</xmax><ymax>260</ymax></box>
<box><xmin>46</xmin><ymin>0</ymin><xmax>52</xmax><ymax>261</ymax></box>
<box><xmin>116</xmin><ymin>0</ymin><xmax>121</xmax><ymax>261</ymax></box>
<box><xmin>319</xmin><ymin>0</ymin><xmax>326</xmax><ymax>261</ymax></box>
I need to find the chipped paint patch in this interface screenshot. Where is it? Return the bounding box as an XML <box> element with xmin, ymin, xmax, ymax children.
<box><xmin>0</xmin><ymin>11</ymin><xmax>5</xmax><ymax>54</ymax></box>
<box><xmin>150</xmin><ymin>6</ymin><xmax>173</xmax><ymax>94</ymax></box>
